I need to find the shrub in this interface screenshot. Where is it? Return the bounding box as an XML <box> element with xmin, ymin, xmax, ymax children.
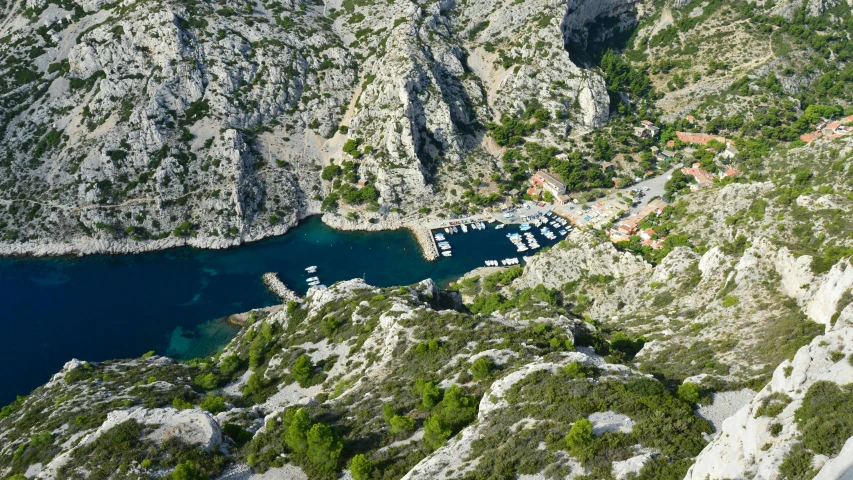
<box><xmin>769</xmin><ymin>423</ymin><xmax>783</xmax><ymax>437</ymax></box>
<box><xmin>199</xmin><ymin>395</ymin><xmax>226</xmax><ymax>414</ymax></box>
<box><xmin>423</xmin><ymin>414</ymin><xmax>451</xmax><ymax>451</ymax></box>
<box><xmin>778</xmin><ymin>443</ymin><xmax>816</xmax><ymax>480</ymax></box>
<box><xmin>173</xmin><ymin>398</ymin><xmax>194</xmax><ymax>410</ymax></box>
<box><xmin>565</xmin><ymin>419</ymin><xmax>594</xmax><ymax>461</ymax></box>
<box><xmin>292</xmin><ymin>355</ymin><xmax>315</xmax><ymax>388</ymax></box>
<box><xmin>755</xmin><ymin>392</ymin><xmax>792</xmax><ymax>418</ymax></box>
<box><xmin>389</xmin><ymin>415</ymin><xmax>415</xmax><ymax>434</ymax></box>
<box><xmin>471</xmin><ymin>357</ymin><xmax>494</xmax><ymax>380</ymax></box>
<box><xmin>194</xmin><ymin>372</ymin><xmax>218</xmax><ymax>390</ymax></box>
<box><xmin>350</xmin><ymin>454</ymin><xmax>373</xmax><ymax>480</ymax></box>
<box><xmin>306</xmin><ymin>423</ymin><xmax>343</xmax><ymax>470</ymax></box>
<box><xmin>421</xmin><ymin>381</ymin><xmax>442</xmax><ymax>409</ymax></box>
<box><xmin>794</xmin><ymin>381</ymin><xmax>853</xmax><ymax>455</ymax></box>
<box><xmin>676</xmin><ymin>382</ymin><xmax>700</xmax><ymax>405</ymax></box>
<box><xmin>172</xmin><ymin>461</ymin><xmax>206</xmax><ymax>480</ymax></box>
<box><xmin>563</xmin><ymin>361</ymin><xmax>597</xmax><ymax>379</ymax></box>
<box><xmin>219</xmin><ymin>354</ymin><xmax>243</xmax><ymax>378</ymax></box>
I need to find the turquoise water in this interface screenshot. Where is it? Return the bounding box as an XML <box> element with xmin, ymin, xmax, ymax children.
<box><xmin>0</xmin><ymin>216</ymin><xmax>561</xmax><ymax>403</ymax></box>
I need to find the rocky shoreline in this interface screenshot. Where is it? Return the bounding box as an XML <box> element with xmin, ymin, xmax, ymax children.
<box><xmin>0</xmin><ymin>213</ymin><xmax>443</xmax><ymax>261</ymax></box>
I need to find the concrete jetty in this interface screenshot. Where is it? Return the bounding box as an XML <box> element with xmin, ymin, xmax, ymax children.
<box><xmin>262</xmin><ymin>272</ymin><xmax>303</xmax><ymax>303</ymax></box>
<box><xmin>409</xmin><ymin>225</ymin><xmax>439</xmax><ymax>261</ymax></box>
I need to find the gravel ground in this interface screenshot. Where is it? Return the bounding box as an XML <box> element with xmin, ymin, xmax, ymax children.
<box><xmin>695</xmin><ymin>388</ymin><xmax>757</xmax><ymax>433</ymax></box>
<box><xmin>588</xmin><ymin>410</ymin><xmax>635</xmax><ymax>435</ymax></box>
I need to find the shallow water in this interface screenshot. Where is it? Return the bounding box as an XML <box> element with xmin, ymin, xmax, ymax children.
<box><xmin>0</xmin><ymin>216</ymin><xmax>562</xmax><ymax>403</ymax></box>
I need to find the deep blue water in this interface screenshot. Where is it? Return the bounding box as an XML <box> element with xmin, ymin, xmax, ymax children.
<box><xmin>0</xmin><ymin>216</ymin><xmax>561</xmax><ymax>403</ymax></box>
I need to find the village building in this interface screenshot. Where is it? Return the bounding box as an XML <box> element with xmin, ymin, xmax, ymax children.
<box><xmin>675</xmin><ymin>131</ymin><xmax>730</xmax><ymax>146</ymax></box>
<box><xmin>800</xmin><ymin>115</ymin><xmax>853</xmax><ymax>143</ymax></box>
<box><xmin>531</xmin><ymin>170</ymin><xmax>567</xmax><ymax>196</ymax></box>
<box><xmin>633</xmin><ymin>121</ymin><xmax>660</xmax><ymax>138</ymax></box>
<box><xmin>555</xmin><ymin>194</ymin><xmax>572</xmax><ymax>205</ymax></box>
<box><xmin>719</xmin><ymin>142</ymin><xmax>739</xmax><ymax>160</ymax></box>
<box><xmin>609</xmin><ymin>198</ymin><xmax>668</xmax><ymax>242</ymax></box>
<box><xmin>655</xmin><ymin>149</ymin><xmax>676</xmax><ymax>163</ymax></box>
<box><xmin>681</xmin><ymin>163</ymin><xmax>714</xmax><ymax>190</ymax></box>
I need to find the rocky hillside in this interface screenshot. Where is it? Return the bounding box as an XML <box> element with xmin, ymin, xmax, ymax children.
<box><xmin>685</xmin><ymin>303</ymin><xmax>853</xmax><ymax>480</ymax></box>
<box><xmin>0</xmin><ymin>0</ymin><xmax>637</xmax><ymax>255</ymax></box>
<box><xmin>0</xmin><ymin>278</ymin><xmax>714</xmax><ymax>480</ymax></box>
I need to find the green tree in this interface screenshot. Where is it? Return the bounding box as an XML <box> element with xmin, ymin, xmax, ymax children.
<box><xmin>389</xmin><ymin>415</ymin><xmax>415</xmax><ymax>434</ymax></box>
<box><xmin>292</xmin><ymin>355</ymin><xmax>314</xmax><ymax>387</ymax></box>
<box><xmin>422</xmin><ymin>382</ymin><xmax>442</xmax><ymax>409</ymax></box>
<box><xmin>441</xmin><ymin>386</ymin><xmax>478</xmax><ymax>428</ymax></box>
<box><xmin>321</xmin><ymin>164</ymin><xmax>341</xmax><ymax>180</ymax></box>
<box><xmin>219</xmin><ymin>354</ymin><xmax>242</xmax><ymax>378</ymax></box>
<box><xmin>471</xmin><ymin>357</ymin><xmax>494</xmax><ymax>380</ymax></box>
<box><xmin>306</xmin><ymin>423</ymin><xmax>343</xmax><ymax>470</ymax></box>
<box><xmin>350</xmin><ymin>454</ymin><xmax>374</xmax><ymax>480</ymax></box>
<box><xmin>424</xmin><ymin>414</ymin><xmax>452</xmax><ymax>451</ymax></box>
<box><xmin>565</xmin><ymin>419</ymin><xmax>595</xmax><ymax>461</ymax></box>
<box><xmin>172</xmin><ymin>461</ymin><xmax>206</xmax><ymax>480</ymax></box>
<box><xmin>284</xmin><ymin>408</ymin><xmax>312</xmax><ymax>454</ymax></box>
<box><xmin>194</xmin><ymin>372</ymin><xmax>218</xmax><ymax>390</ymax></box>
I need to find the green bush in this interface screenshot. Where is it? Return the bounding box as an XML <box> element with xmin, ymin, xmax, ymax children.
<box><xmin>292</xmin><ymin>355</ymin><xmax>315</xmax><ymax>388</ymax></box>
<box><xmin>676</xmin><ymin>382</ymin><xmax>700</xmax><ymax>405</ymax></box>
<box><xmin>755</xmin><ymin>392</ymin><xmax>792</xmax><ymax>418</ymax></box>
<box><xmin>471</xmin><ymin>357</ymin><xmax>494</xmax><ymax>380</ymax></box>
<box><xmin>199</xmin><ymin>395</ymin><xmax>226</xmax><ymax>414</ymax></box>
<box><xmin>565</xmin><ymin>419</ymin><xmax>595</xmax><ymax>461</ymax></box>
<box><xmin>389</xmin><ymin>415</ymin><xmax>415</xmax><ymax>434</ymax></box>
<box><xmin>794</xmin><ymin>381</ymin><xmax>853</xmax><ymax>456</ymax></box>
<box><xmin>306</xmin><ymin>423</ymin><xmax>343</xmax><ymax>470</ymax></box>
<box><xmin>172</xmin><ymin>461</ymin><xmax>206</xmax><ymax>480</ymax></box>
<box><xmin>563</xmin><ymin>361</ymin><xmax>597</xmax><ymax>379</ymax></box>
<box><xmin>421</xmin><ymin>381</ymin><xmax>442</xmax><ymax>409</ymax></box>
<box><xmin>350</xmin><ymin>454</ymin><xmax>373</xmax><ymax>480</ymax></box>
<box><xmin>423</xmin><ymin>414</ymin><xmax>451</xmax><ymax>451</ymax></box>
<box><xmin>194</xmin><ymin>372</ymin><xmax>218</xmax><ymax>390</ymax></box>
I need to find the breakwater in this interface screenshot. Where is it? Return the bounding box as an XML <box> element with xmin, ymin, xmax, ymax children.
<box><xmin>262</xmin><ymin>272</ymin><xmax>303</xmax><ymax>303</ymax></box>
<box><xmin>409</xmin><ymin>225</ymin><xmax>439</xmax><ymax>261</ymax></box>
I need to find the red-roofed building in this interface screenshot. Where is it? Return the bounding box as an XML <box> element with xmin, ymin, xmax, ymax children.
<box><xmin>639</xmin><ymin>228</ymin><xmax>656</xmax><ymax>241</ymax></box>
<box><xmin>800</xmin><ymin>132</ymin><xmax>822</xmax><ymax>143</ymax></box>
<box><xmin>676</xmin><ymin>131</ymin><xmax>730</xmax><ymax>146</ymax></box>
<box><xmin>681</xmin><ymin>163</ymin><xmax>714</xmax><ymax>190</ymax></box>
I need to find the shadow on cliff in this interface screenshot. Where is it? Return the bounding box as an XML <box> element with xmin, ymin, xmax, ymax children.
<box><xmin>563</xmin><ymin>10</ymin><xmax>640</xmax><ymax>68</ymax></box>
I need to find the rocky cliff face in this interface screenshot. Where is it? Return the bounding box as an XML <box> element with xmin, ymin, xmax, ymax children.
<box><xmin>0</xmin><ymin>0</ymin><xmax>630</xmax><ymax>256</ymax></box>
<box><xmin>685</xmin><ymin>304</ymin><xmax>853</xmax><ymax>480</ymax></box>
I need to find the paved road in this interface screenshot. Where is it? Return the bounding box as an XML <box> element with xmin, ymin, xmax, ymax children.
<box><xmin>625</xmin><ymin>167</ymin><xmax>676</xmax><ymax>216</ymax></box>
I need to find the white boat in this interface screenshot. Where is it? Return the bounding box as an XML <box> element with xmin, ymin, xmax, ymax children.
<box><xmin>306</xmin><ymin>276</ymin><xmax>319</xmax><ymax>282</ymax></box>
<box><xmin>495</xmin><ymin>224</ymin><xmax>505</xmax><ymax>230</ymax></box>
<box><xmin>461</xmin><ymin>224</ymin><xmax>468</xmax><ymax>233</ymax></box>
<box><xmin>305</xmin><ymin>266</ymin><xmax>317</xmax><ymax>273</ymax></box>
<box><xmin>442</xmin><ymin>251</ymin><xmax>452</xmax><ymax>257</ymax></box>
